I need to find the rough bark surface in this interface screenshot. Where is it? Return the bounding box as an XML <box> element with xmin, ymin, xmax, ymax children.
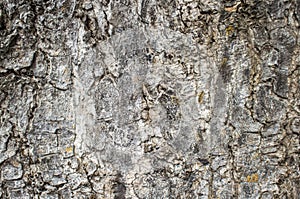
<box><xmin>0</xmin><ymin>0</ymin><xmax>300</xmax><ymax>198</ymax></box>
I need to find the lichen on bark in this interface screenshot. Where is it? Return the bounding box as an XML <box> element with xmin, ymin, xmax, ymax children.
<box><xmin>0</xmin><ymin>0</ymin><xmax>300</xmax><ymax>198</ymax></box>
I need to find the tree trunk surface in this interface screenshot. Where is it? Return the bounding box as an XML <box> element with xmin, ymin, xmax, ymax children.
<box><xmin>0</xmin><ymin>0</ymin><xmax>300</xmax><ymax>198</ymax></box>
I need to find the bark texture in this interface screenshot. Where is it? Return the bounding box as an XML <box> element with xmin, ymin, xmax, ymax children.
<box><xmin>0</xmin><ymin>0</ymin><xmax>300</xmax><ymax>198</ymax></box>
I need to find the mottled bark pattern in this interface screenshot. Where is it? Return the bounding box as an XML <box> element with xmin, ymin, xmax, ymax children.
<box><xmin>0</xmin><ymin>0</ymin><xmax>300</xmax><ymax>198</ymax></box>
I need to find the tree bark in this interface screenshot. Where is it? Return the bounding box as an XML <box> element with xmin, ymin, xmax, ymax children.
<box><xmin>0</xmin><ymin>0</ymin><xmax>299</xmax><ymax>198</ymax></box>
